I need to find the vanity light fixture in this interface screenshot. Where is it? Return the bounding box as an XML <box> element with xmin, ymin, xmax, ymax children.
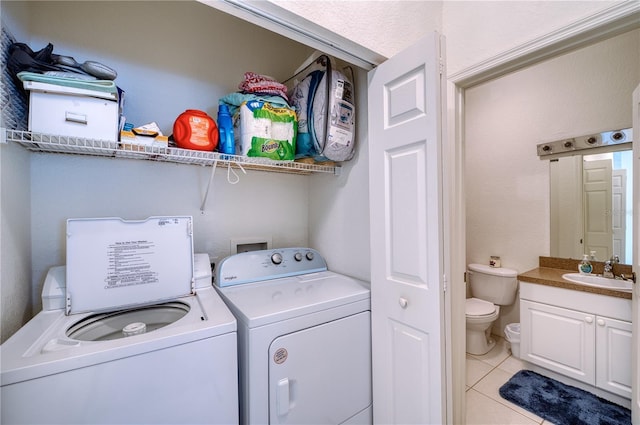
<box><xmin>537</xmin><ymin>128</ymin><xmax>632</xmax><ymax>159</ymax></box>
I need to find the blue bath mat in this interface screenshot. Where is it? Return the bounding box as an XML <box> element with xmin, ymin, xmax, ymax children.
<box><xmin>499</xmin><ymin>370</ymin><xmax>631</xmax><ymax>425</ymax></box>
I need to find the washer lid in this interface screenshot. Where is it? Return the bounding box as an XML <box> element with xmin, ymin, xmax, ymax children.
<box><xmin>465</xmin><ymin>297</ymin><xmax>496</xmax><ymax>316</ymax></box>
<box><xmin>65</xmin><ymin>216</ymin><xmax>194</xmax><ymax>315</ymax></box>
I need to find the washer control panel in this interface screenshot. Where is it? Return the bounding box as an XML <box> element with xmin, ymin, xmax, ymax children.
<box><xmin>215</xmin><ymin>247</ymin><xmax>327</xmax><ymax>287</ymax></box>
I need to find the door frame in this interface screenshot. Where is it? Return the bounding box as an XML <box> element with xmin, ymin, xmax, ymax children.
<box><xmin>447</xmin><ymin>2</ymin><xmax>639</xmax><ymax>422</ymax></box>
<box><xmin>631</xmin><ymin>82</ymin><xmax>639</xmax><ymax>425</ymax></box>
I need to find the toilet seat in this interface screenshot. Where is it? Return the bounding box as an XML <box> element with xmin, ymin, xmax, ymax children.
<box><xmin>465</xmin><ymin>297</ymin><xmax>499</xmax><ymax>355</ymax></box>
<box><xmin>465</xmin><ymin>297</ymin><xmax>497</xmax><ymax>317</ymax></box>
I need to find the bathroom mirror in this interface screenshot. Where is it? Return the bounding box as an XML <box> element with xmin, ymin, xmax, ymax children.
<box><xmin>550</xmin><ymin>148</ymin><xmax>633</xmax><ymax>264</ymax></box>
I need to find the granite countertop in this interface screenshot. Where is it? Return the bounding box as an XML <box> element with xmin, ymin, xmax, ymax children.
<box><xmin>518</xmin><ymin>257</ymin><xmax>632</xmax><ymax>300</ymax></box>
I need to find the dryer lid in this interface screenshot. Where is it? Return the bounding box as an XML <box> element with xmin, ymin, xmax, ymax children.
<box><xmin>65</xmin><ymin>216</ymin><xmax>194</xmax><ymax>315</ymax></box>
<box><xmin>465</xmin><ymin>297</ymin><xmax>496</xmax><ymax>316</ymax></box>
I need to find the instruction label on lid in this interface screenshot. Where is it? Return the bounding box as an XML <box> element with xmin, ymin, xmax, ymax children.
<box><xmin>106</xmin><ymin>240</ymin><xmax>158</xmax><ymax>289</ymax></box>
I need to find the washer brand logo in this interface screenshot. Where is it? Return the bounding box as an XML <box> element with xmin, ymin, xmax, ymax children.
<box><xmin>224</xmin><ymin>275</ymin><xmax>237</xmax><ymax>281</ymax></box>
<box><xmin>274</xmin><ymin>348</ymin><xmax>288</xmax><ymax>364</ymax></box>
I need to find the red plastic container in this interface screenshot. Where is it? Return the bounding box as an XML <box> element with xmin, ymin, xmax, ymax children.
<box><xmin>173</xmin><ymin>109</ymin><xmax>219</xmax><ymax>151</ymax></box>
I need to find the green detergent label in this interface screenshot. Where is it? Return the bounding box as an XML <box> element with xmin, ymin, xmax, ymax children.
<box><xmin>241</xmin><ymin>101</ymin><xmax>297</xmax><ymax>160</ymax></box>
<box><xmin>248</xmin><ymin>137</ymin><xmax>295</xmax><ymax>160</ymax></box>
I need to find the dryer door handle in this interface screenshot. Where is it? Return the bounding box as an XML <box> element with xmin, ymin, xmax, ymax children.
<box><xmin>277</xmin><ymin>378</ymin><xmax>291</xmax><ymax>416</ymax></box>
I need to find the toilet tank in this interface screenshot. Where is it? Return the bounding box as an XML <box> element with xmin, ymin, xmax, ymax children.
<box><xmin>467</xmin><ymin>264</ymin><xmax>518</xmax><ymax>305</ymax></box>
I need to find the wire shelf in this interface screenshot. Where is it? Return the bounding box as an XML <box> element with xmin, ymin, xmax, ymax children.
<box><xmin>3</xmin><ymin>129</ymin><xmax>341</xmax><ymax>175</ymax></box>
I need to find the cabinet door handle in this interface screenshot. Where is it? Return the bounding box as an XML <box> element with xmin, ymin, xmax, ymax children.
<box><xmin>399</xmin><ymin>297</ymin><xmax>408</xmax><ymax>309</ymax></box>
<box><xmin>585</xmin><ymin>316</ymin><xmax>593</xmax><ymax>324</ymax></box>
<box><xmin>597</xmin><ymin>319</ymin><xmax>605</xmax><ymax>326</ymax></box>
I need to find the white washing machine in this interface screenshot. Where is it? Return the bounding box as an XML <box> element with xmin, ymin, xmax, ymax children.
<box><xmin>1</xmin><ymin>216</ymin><xmax>239</xmax><ymax>424</ymax></box>
<box><xmin>215</xmin><ymin>248</ymin><xmax>372</xmax><ymax>425</ymax></box>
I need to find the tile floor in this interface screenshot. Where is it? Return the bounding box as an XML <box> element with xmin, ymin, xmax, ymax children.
<box><xmin>465</xmin><ymin>336</ymin><xmax>552</xmax><ymax>425</ymax></box>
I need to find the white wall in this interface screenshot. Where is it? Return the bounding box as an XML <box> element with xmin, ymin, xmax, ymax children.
<box><xmin>1</xmin><ymin>0</ymin><xmax>375</xmax><ymax>340</ymax></box>
<box><xmin>29</xmin><ymin>156</ymin><xmax>311</xmax><ymax>311</ymax></box>
<box><xmin>273</xmin><ymin>0</ymin><xmax>623</xmax><ymax>75</ymax></box>
<box><xmin>1</xmin><ymin>2</ymin><xmax>34</xmax><ymax>342</ymax></box>
<box><xmin>442</xmin><ymin>1</ymin><xmax>624</xmax><ymax>75</ymax></box>
<box><xmin>2</xmin><ymin>0</ymin><xmax>634</xmax><ymax>342</ymax></box>
<box><xmin>0</xmin><ymin>143</ymin><xmax>32</xmax><ymax>342</ymax></box>
<box><xmin>271</xmin><ymin>0</ymin><xmax>443</xmax><ymax>61</ymax></box>
<box><xmin>465</xmin><ymin>29</ymin><xmax>640</xmax><ymax>334</ymax></box>
<box><xmin>0</xmin><ymin>1</ymin><xmax>322</xmax><ymax>333</ymax></box>
<box><xmin>308</xmin><ymin>65</ymin><xmax>371</xmax><ymax>280</ymax></box>
<box><xmin>18</xmin><ymin>1</ymin><xmax>315</xmax><ymax>136</ymax></box>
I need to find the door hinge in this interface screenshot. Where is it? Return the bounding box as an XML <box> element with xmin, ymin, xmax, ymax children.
<box><xmin>439</xmin><ymin>58</ymin><xmax>445</xmax><ymax>75</ymax></box>
<box><xmin>443</xmin><ymin>274</ymin><xmax>448</xmax><ymax>292</ymax></box>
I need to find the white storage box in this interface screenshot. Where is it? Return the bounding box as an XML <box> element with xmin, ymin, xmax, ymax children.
<box><xmin>24</xmin><ymin>81</ymin><xmax>120</xmax><ymax>141</ymax></box>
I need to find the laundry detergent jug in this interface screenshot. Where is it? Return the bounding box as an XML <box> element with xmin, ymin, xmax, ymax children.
<box><xmin>173</xmin><ymin>109</ymin><xmax>218</xmax><ymax>151</ymax></box>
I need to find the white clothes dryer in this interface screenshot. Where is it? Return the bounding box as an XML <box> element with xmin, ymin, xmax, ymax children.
<box><xmin>215</xmin><ymin>248</ymin><xmax>372</xmax><ymax>425</ymax></box>
<box><xmin>1</xmin><ymin>216</ymin><xmax>239</xmax><ymax>425</ymax></box>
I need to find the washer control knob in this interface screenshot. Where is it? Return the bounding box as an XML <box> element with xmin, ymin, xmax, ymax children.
<box><xmin>306</xmin><ymin>251</ymin><xmax>314</xmax><ymax>261</ymax></box>
<box><xmin>294</xmin><ymin>252</ymin><xmax>303</xmax><ymax>262</ymax></box>
<box><xmin>271</xmin><ymin>253</ymin><xmax>283</xmax><ymax>265</ymax></box>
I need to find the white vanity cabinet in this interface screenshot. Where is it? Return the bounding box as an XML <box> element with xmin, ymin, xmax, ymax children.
<box><xmin>595</xmin><ymin>316</ymin><xmax>632</xmax><ymax>397</ymax></box>
<box><xmin>520</xmin><ymin>299</ymin><xmax>596</xmax><ymax>383</ymax></box>
<box><xmin>520</xmin><ymin>281</ymin><xmax>632</xmax><ymax>399</ymax></box>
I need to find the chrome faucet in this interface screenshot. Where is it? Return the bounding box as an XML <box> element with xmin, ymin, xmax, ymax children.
<box><xmin>603</xmin><ymin>255</ymin><xmax>619</xmax><ymax>279</ymax></box>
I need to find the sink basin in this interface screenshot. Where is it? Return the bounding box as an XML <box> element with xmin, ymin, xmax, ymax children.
<box><xmin>562</xmin><ymin>273</ymin><xmax>632</xmax><ymax>292</ymax></box>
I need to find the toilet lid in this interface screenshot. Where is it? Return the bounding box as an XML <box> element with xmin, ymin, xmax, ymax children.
<box><xmin>466</xmin><ymin>298</ymin><xmax>496</xmax><ymax>316</ymax></box>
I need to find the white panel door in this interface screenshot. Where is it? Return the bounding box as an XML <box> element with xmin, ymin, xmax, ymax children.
<box><xmin>612</xmin><ymin>169</ymin><xmax>627</xmax><ymax>260</ymax></box>
<box><xmin>583</xmin><ymin>159</ymin><xmax>613</xmax><ymax>260</ymax></box>
<box><xmin>631</xmin><ymin>83</ymin><xmax>639</xmax><ymax>425</ymax></box>
<box><xmin>368</xmin><ymin>33</ymin><xmax>446</xmax><ymax>424</ymax></box>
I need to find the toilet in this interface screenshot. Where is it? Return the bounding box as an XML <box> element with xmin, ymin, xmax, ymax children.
<box><xmin>466</xmin><ymin>263</ymin><xmax>518</xmax><ymax>355</ymax></box>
